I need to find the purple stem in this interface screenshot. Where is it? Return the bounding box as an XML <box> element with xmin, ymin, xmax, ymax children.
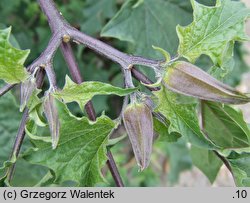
<box><xmin>6</xmin><ymin>69</ymin><xmax>45</xmax><ymax>182</ymax></box>
<box><xmin>37</xmin><ymin>0</ymin><xmax>160</xmax><ymax>70</ymax></box>
<box><xmin>6</xmin><ymin>108</ymin><xmax>29</xmax><ymax>181</ymax></box>
<box><xmin>131</xmin><ymin>68</ymin><xmax>160</xmax><ymax>91</ymax></box>
<box><xmin>107</xmin><ymin>150</ymin><xmax>124</xmax><ymax>187</ymax></box>
<box><xmin>60</xmin><ymin>43</ymin><xmax>82</xmax><ymax>84</ymax></box>
<box><xmin>60</xmin><ymin>42</ymin><xmax>96</xmax><ymax>121</ymax></box>
<box><xmin>0</xmin><ymin>84</ymin><xmax>16</xmax><ymax>97</ymax></box>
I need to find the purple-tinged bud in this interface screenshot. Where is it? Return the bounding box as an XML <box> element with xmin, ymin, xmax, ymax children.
<box><xmin>20</xmin><ymin>76</ymin><xmax>36</xmax><ymax>112</ymax></box>
<box><xmin>122</xmin><ymin>102</ymin><xmax>153</xmax><ymax>171</ymax></box>
<box><xmin>43</xmin><ymin>93</ymin><xmax>60</xmax><ymax>149</ymax></box>
<box><xmin>163</xmin><ymin>61</ymin><xmax>250</xmax><ymax>104</ymax></box>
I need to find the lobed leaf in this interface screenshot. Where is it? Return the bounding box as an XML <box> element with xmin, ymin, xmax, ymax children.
<box><xmin>154</xmin><ymin>86</ymin><xmax>215</xmax><ymax>149</ymax></box>
<box><xmin>101</xmin><ymin>0</ymin><xmax>193</xmax><ymax>58</ymax></box>
<box><xmin>54</xmin><ymin>75</ymin><xmax>137</xmax><ymax>110</ymax></box>
<box><xmin>0</xmin><ymin>27</ymin><xmax>29</xmax><ymax>84</ymax></box>
<box><xmin>177</xmin><ymin>0</ymin><xmax>250</xmax><ymax>64</ymax></box>
<box><xmin>153</xmin><ymin>115</ymin><xmax>181</xmax><ymax>143</ymax></box>
<box><xmin>24</xmin><ymin>101</ymin><xmax>116</xmax><ymax>186</ymax></box>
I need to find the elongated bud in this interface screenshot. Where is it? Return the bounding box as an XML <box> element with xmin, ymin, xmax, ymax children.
<box><xmin>163</xmin><ymin>61</ymin><xmax>250</xmax><ymax>104</ymax></box>
<box><xmin>43</xmin><ymin>93</ymin><xmax>60</xmax><ymax>149</ymax></box>
<box><xmin>122</xmin><ymin>102</ymin><xmax>153</xmax><ymax>171</ymax></box>
<box><xmin>20</xmin><ymin>76</ymin><xmax>36</xmax><ymax>112</ymax></box>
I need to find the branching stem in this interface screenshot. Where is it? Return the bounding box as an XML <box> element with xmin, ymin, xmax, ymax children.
<box><xmin>37</xmin><ymin>0</ymin><xmax>160</xmax><ymax>71</ymax></box>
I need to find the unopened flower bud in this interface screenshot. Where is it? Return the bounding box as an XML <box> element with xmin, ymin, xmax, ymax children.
<box><xmin>122</xmin><ymin>102</ymin><xmax>153</xmax><ymax>171</ymax></box>
<box><xmin>163</xmin><ymin>61</ymin><xmax>250</xmax><ymax>104</ymax></box>
<box><xmin>43</xmin><ymin>93</ymin><xmax>60</xmax><ymax>149</ymax></box>
<box><xmin>20</xmin><ymin>76</ymin><xmax>36</xmax><ymax>112</ymax></box>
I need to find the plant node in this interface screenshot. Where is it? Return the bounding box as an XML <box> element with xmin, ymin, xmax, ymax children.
<box><xmin>63</xmin><ymin>34</ymin><xmax>71</xmax><ymax>43</ymax></box>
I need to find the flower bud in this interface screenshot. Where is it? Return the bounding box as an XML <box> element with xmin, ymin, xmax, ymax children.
<box><xmin>20</xmin><ymin>76</ymin><xmax>36</xmax><ymax>112</ymax></box>
<box><xmin>122</xmin><ymin>102</ymin><xmax>153</xmax><ymax>171</ymax></box>
<box><xmin>43</xmin><ymin>93</ymin><xmax>60</xmax><ymax>149</ymax></box>
<box><xmin>163</xmin><ymin>61</ymin><xmax>250</xmax><ymax>104</ymax></box>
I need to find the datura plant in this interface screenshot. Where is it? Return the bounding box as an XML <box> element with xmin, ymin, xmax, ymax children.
<box><xmin>1</xmin><ymin>0</ymin><xmax>250</xmax><ymax>187</ymax></box>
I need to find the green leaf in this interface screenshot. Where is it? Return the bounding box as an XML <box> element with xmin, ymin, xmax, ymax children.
<box><xmin>0</xmin><ymin>91</ymin><xmax>22</xmax><ymax>177</ymax></box>
<box><xmin>25</xmin><ymin>88</ymin><xmax>47</xmax><ymax>127</ymax></box>
<box><xmin>227</xmin><ymin>152</ymin><xmax>250</xmax><ymax>186</ymax></box>
<box><xmin>207</xmin><ymin>40</ymin><xmax>235</xmax><ymax>81</ymax></box>
<box><xmin>165</xmin><ymin>138</ymin><xmax>192</xmax><ymax>185</ymax></box>
<box><xmin>177</xmin><ymin>0</ymin><xmax>250</xmax><ymax>64</ymax></box>
<box><xmin>152</xmin><ymin>45</ymin><xmax>171</xmax><ymax>62</ymax></box>
<box><xmin>25</xmin><ymin>120</ymin><xmax>51</xmax><ymax>143</ymax></box>
<box><xmin>190</xmin><ymin>146</ymin><xmax>222</xmax><ymax>183</ymax></box>
<box><xmin>101</xmin><ymin>0</ymin><xmax>193</xmax><ymax>58</ymax></box>
<box><xmin>0</xmin><ymin>85</ymin><xmax>48</xmax><ymax>186</ymax></box>
<box><xmin>24</xmin><ymin>101</ymin><xmax>117</xmax><ymax>186</ymax></box>
<box><xmin>153</xmin><ymin>117</ymin><xmax>181</xmax><ymax>143</ymax></box>
<box><xmin>10</xmin><ymin>160</ymin><xmax>49</xmax><ymax>187</ymax></box>
<box><xmin>54</xmin><ymin>75</ymin><xmax>137</xmax><ymax>110</ymax></box>
<box><xmin>28</xmin><ymin>103</ymin><xmax>47</xmax><ymax>127</ymax></box>
<box><xmin>26</xmin><ymin>88</ymin><xmax>42</xmax><ymax>112</ymax></box>
<box><xmin>226</xmin><ymin>43</ymin><xmax>250</xmax><ymax>86</ymax></box>
<box><xmin>81</xmin><ymin>0</ymin><xmax>117</xmax><ymax>36</ymax></box>
<box><xmin>154</xmin><ymin>86</ymin><xmax>215</xmax><ymax>149</ymax></box>
<box><xmin>0</xmin><ymin>27</ymin><xmax>29</xmax><ymax>84</ymax></box>
<box><xmin>34</xmin><ymin>170</ymin><xmax>56</xmax><ymax>187</ymax></box>
<box><xmin>200</xmin><ymin>101</ymin><xmax>250</xmax><ymax>149</ymax></box>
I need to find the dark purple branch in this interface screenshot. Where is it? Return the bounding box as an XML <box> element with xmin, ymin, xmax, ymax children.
<box><xmin>0</xmin><ymin>84</ymin><xmax>16</xmax><ymax>97</ymax></box>
<box><xmin>44</xmin><ymin>63</ymin><xmax>57</xmax><ymax>88</ymax></box>
<box><xmin>28</xmin><ymin>33</ymin><xmax>61</xmax><ymax>72</ymax></box>
<box><xmin>131</xmin><ymin>68</ymin><xmax>160</xmax><ymax>91</ymax></box>
<box><xmin>68</xmin><ymin>28</ymin><xmax>131</xmax><ymax>68</ymax></box>
<box><xmin>37</xmin><ymin>0</ymin><xmax>66</xmax><ymax>32</ymax></box>
<box><xmin>37</xmin><ymin>0</ymin><xmax>160</xmax><ymax>70</ymax></box>
<box><xmin>60</xmin><ymin>43</ymin><xmax>82</xmax><ymax>84</ymax></box>
<box><xmin>213</xmin><ymin>150</ymin><xmax>235</xmax><ymax>184</ymax></box>
<box><xmin>107</xmin><ymin>150</ymin><xmax>124</xmax><ymax>187</ymax></box>
<box><xmin>60</xmin><ymin>42</ymin><xmax>124</xmax><ymax>187</ymax></box>
<box><xmin>6</xmin><ymin>108</ymin><xmax>29</xmax><ymax>181</ymax></box>
<box><xmin>68</xmin><ymin>27</ymin><xmax>161</xmax><ymax>69</ymax></box>
<box><xmin>60</xmin><ymin>42</ymin><xmax>97</xmax><ymax>120</ymax></box>
<box><xmin>6</xmin><ymin>69</ymin><xmax>45</xmax><ymax>182</ymax></box>
<box><xmin>36</xmin><ymin>0</ymin><xmax>161</xmax><ymax>98</ymax></box>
